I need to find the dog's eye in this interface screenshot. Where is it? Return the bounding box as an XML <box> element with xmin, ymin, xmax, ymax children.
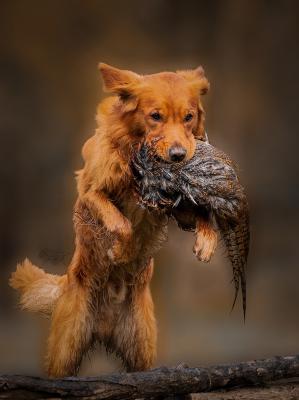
<box><xmin>184</xmin><ymin>113</ymin><xmax>193</xmax><ymax>122</ymax></box>
<box><xmin>150</xmin><ymin>112</ymin><xmax>162</xmax><ymax>122</ymax></box>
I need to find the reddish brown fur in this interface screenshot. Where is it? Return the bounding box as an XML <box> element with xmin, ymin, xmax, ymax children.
<box><xmin>10</xmin><ymin>64</ymin><xmax>216</xmax><ymax>377</ymax></box>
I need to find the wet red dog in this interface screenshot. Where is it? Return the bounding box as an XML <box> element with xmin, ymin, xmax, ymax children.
<box><xmin>10</xmin><ymin>63</ymin><xmax>217</xmax><ymax>377</ymax></box>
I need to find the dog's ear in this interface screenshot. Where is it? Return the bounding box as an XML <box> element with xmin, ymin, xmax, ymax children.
<box><xmin>194</xmin><ymin>102</ymin><xmax>207</xmax><ymax>141</ymax></box>
<box><xmin>177</xmin><ymin>66</ymin><xmax>210</xmax><ymax>95</ymax></box>
<box><xmin>99</xmin><ymin>63</ymin><xmax>141</xmax><ymax>112</ymax></box>
<box><xmin>99</xmin><ymin>63</ymin><xmax>141</xmax><ymax>93</ymax></box>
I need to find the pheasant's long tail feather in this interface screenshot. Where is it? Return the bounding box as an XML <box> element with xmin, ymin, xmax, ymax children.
<box><xmin>217</xmin><ymin>206</ymin><xmax>250</xmax><ymax>320</ymax></box>
<box><xmin>9</xmin><ymin>258</ymin><xmax>67</xmax><ymax>316</ymax></box>
<box><xmin>240</xmin><ymin>264</ymin><xmax>247</xmax><ymax>321</ymax></box>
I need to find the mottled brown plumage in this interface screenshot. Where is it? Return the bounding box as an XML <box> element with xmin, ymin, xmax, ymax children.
<box><xmin>131</xmin><ymin>140</ymin><xmax>250</xmax><ymax>318</ymax></box>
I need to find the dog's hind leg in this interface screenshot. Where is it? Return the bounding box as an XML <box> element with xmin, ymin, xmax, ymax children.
<box><xmin>46</xmin><ymin>282</ymin><xmax>93</xmax><ymax>377</ymax></box>
<box><xmin>113</xmin><ymin>258</ymin><xmax>157</xmax><ymax>371</ymax></box>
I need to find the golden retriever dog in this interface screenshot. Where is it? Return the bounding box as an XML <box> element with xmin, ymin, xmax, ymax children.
<box><xmin>10</xmin><ymin>63</ymin><xmax>217</xmax><ymax>377</ymax></box>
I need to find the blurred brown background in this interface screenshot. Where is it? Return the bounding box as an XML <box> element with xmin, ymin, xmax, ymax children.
<box><xmin>0</xmin><ymin>0</ymin><xmax>298</xmax><ymax>376</ymax></box>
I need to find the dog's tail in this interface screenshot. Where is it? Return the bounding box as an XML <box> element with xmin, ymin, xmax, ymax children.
<box><xmin>9</xmin><ymin>258</ymin><xmax>67</xmax><ymax>316</ymax></box>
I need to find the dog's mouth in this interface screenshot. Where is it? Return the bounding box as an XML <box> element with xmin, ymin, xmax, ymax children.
<box><xmin>137</xmin><ymin>137</ymin><xmax>191</xmax><ymax>166</ymax></box>
<box><xmin>131</xmin><ymin>137</ymin><xmax>163</xmax><ymax>163</ymax></box>
<box><xmin>132</xmin><ymin>140</ymin><xmax>184</xmax><ymax>168</ymax></box>
<box><xmin>130</xmin><ymin>139</ymin><xmax>191</xmax><ymax>211</ymax></box>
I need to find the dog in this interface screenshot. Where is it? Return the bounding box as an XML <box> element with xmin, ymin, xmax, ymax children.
<box><xmin>10</xmin><ymin>63</ymin><xmax>217</xmax><ymax>377</ymax></box>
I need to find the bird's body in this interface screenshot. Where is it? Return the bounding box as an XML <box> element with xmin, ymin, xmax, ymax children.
<box><xmin>131</xmin><ymin>140</ymin><xmax>250</xmax><ymax>318</ymax></box>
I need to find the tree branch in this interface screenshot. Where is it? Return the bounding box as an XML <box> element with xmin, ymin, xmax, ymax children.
<box><xmin>0</xmin><ymin>354</ymin><xmax>299</xmax><ymax>399</ymax></box>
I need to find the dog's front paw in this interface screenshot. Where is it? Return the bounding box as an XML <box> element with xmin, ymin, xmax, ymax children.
<box><xmin>106</xmin><ymin>216</ymin><xmax>132</xmax><ymax>241</ymax></box>
<box><xmin>193</xmin><ymin>228</ymin><xmax>217</xmax><ymax>263</ymax></box>
<box><xmin>106</xmin><ymin>216</ymin><xmax>134</xmax><ymax>265</ymax></box>
<box><xmin>107</xmin><ymin>237</ymin><xmax>134</xmax><ymax>265</ymax></box>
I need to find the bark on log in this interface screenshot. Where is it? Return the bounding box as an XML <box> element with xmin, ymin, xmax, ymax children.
<box><xmin>190</xmin><ymin>378</ymin><xmax>299</xmax><ymax>399</ymax></box>
<box><xmin>0</xmin><ymin>355</ymin><xmax>299</xmax><ymax>400</ymax></box>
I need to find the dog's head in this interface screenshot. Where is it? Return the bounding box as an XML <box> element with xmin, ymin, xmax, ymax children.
<box><xmin>99</xmin><ymin>63</ymin><xmax>209</xmax><ymax>163</ymax></box>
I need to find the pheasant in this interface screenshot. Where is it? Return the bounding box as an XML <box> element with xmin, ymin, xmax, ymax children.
<box><xmin>131</xmin><ymin>139</ymin><xmax>250</xmax><ymax>319</ymax></box>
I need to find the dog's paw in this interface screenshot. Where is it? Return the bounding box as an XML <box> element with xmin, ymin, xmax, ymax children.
<box><xmin>105</xmin><ymin>215</ymin><xmax>133</xmax><ymax>240</ymax></box>
<box><xmin>107</xmin><ymin>238</ymin><xmax>133</xmax><ymax>265</ymax></box>
<box><xmin>193</xmin><ymin>228</ymin><xmax>217</xmax><ymax>263</ymax></box>
<box><xmin>107</xmin><ymin>248</ymin><xmax>116</xmax><ymax>263</ymax></box>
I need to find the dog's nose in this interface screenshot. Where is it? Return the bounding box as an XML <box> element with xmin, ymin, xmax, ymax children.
<box><xmin>169</xmin><ymin>146</ymin><xmax>187</xmax><ymax>162</ymax></box>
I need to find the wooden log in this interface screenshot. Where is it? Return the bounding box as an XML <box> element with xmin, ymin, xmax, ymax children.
<box><xmin>0</xmin><ymin>355</ymin><xmax>298</xmax><ymax>399</ymax></box>
<box><xmin>191</xmin><ymin>378</ymin><xmax>299</xmax><ymax>399</ymax></box>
